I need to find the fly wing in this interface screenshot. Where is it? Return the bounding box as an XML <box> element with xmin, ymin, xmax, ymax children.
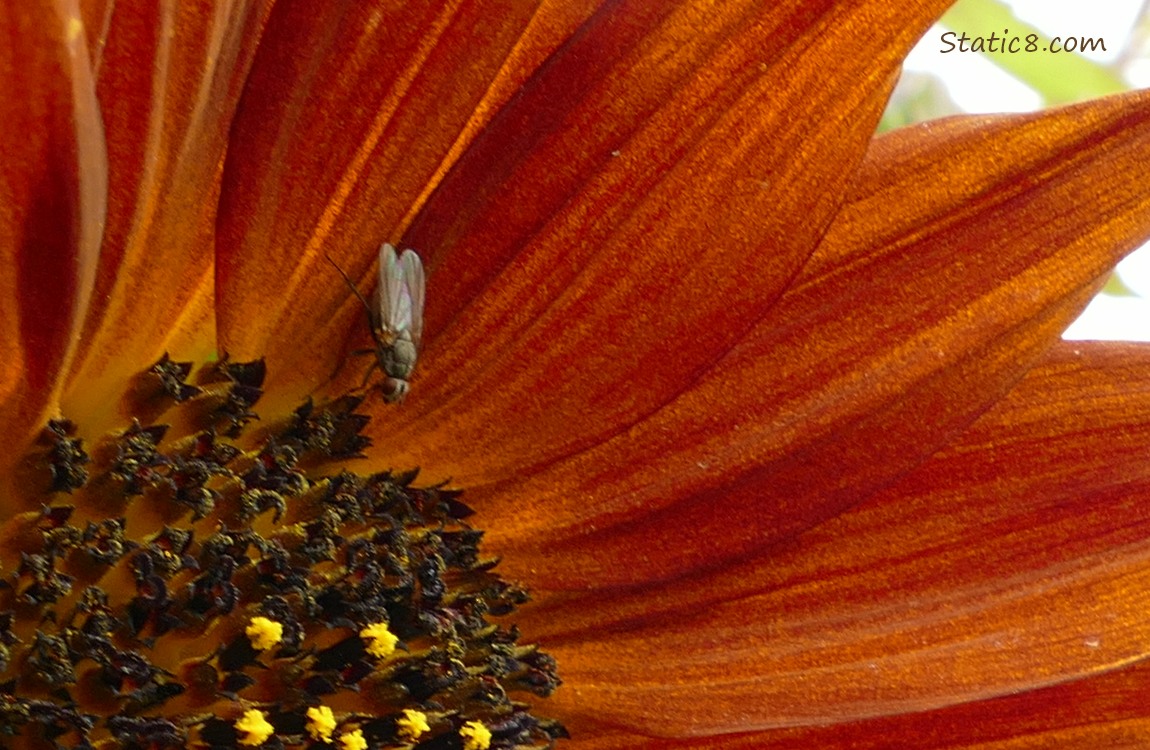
<box><xmin>376</xmin><ymin>244</ymin><xmax>425</xmax><ymax>345</ymax></box>
<box><xmin>376</xmin><ymin>243</ymin><xmax>407</xmax><ymax>335</ymax></box>
<box><xmin>398</xmin><ymin>249</ymin><xmax>425</xmax><ymax>347</ymax></box>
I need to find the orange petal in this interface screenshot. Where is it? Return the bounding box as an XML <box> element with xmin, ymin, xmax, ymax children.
<box><xmin>477</xmin><ymin>91</ymin><xmax>1150</xmax><ymax>591</ymax></box>
<box><xmin>215</xmin><ymin>0</ymin><xmax>575</xmax><ymax>401</ymax></box>
<box><xmin>523</xmin><ymin>342</ymin><xmax>1150</xmax><ymax>735</ymax></box>
<box><xmin>376</xmin><ymin>0</ymin><xmax>950</xmax><ymax>482</ymax></box>
<box><xmin>61</xmin><ymin>1</ymin><xmax>272</xmax><ymax>430</ymax></box>
<box><xmin>564</xmin><ymin>654</ymin><xmax>1150</xmax><ymax>748</ymax></box>
<box><xmin>0</xmin><ymin>1</ymin><xmax>105</xmax><ymax>502</ymax></box>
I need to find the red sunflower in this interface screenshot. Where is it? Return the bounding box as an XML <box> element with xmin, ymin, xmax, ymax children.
<box><xmin>5</xmin><ymin>1</ymin><xmax>1150</xmax><ymax>748</ymax></box>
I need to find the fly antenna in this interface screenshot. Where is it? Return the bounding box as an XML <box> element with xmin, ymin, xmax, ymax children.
<box><xmin>325</xmin><ymin>254</ymin><xmax>374</xmax><ymax>318</ymax></box>
<box><xmin>325</xmin><ymin>253</ymin><xmax>384</xmax><ymax>350</ymax></box>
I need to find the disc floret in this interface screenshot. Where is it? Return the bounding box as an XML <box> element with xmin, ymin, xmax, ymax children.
<box><xmin>0</xmin><ymin>356</ymin><xmax>565</xmax><ymax>749</ymax></box>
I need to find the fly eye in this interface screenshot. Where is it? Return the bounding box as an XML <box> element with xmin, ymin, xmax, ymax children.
<box><xmin>381</xmin><ymin>378</ymin><xmax>410</xmax><ymax>403</ymax></box>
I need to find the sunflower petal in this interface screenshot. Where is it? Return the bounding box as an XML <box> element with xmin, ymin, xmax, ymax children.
<box><xmin>524</xmin><ymin>342</ymin><xmax>1150</xmax><ymax>735</ymax></box>
<box><xmin>570</xmin><ymin>658</ymin><xmax>1150</xmax><ymax>747</ymax></box>
<box><xmin>480</xmin><ymin>91</ymin><xmax>1150</xmax><ymax>590</ymax></box>
<box><xmin>61</xmin><ymin>1</ymin><xmax>272</xmax><ymax>427</ymax></box>
<box><xmin>215</xmin><ymin>0</ymin><xmax>572</xmax><ymax>398</ymax></box>
<box><xmin>0</xmin><ymin>1</ymin><xmax>105</xmax><ymax>496</ymax></box>
<box><xmin>377</xmin><ymin>0</ymin><xmax>951</xmax><ymax>481</ymax></box>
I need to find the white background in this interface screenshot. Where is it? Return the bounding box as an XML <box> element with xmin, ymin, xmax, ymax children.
<box><xmin>900</xmin><ymin>0</ymin><xmax>1150</xmax><ymax>341</ymax></box>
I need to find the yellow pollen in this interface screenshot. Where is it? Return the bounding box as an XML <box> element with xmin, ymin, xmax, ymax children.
<box><xmin>245</xmin><ymin>616</ymin><xmax>284</xmax><ymax>651</ymax></box>
<box><xmin>360</xmin><ymin>621</ymin><xmax>398</xmax><ymax>658</ymax></box>
<box><xmin>338</xmin><ymin>729</ymin><xmax>368</xmax><ymax>750</ymax></box>
<box><xmin>11</xmin><ymin>360</ymin><xmax>563</xmax><ymax>749</ymax></box>
<box><xmin>396</xmin><ymin>708</ymin><xmax>430</xmax><ymax>741</ymax></box>
<box><xmin>459</xmin><ymin>720</ymin><xmax>492</xmax><ymax>750</ymax></box>
<box><xmin>235</xmin><ymin>709</ymin><xmax>275</xmax><ymax>746</ymax></box>
<box><xmin>306</xmin><ymin>705</ymin><xmax>337</xmax><ymax>742</ymax></box>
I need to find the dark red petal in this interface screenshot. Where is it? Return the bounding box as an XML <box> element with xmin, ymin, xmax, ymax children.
<box><xmin>373</xmin><ymin>0</ymin><xmax>950</xmax><ymax>483</ymax></box>
<box><xmin>0</xmin><ymin>2</ymin><xmax>105</xmax><ymax>490</ymax></box>
<box><xmin>521</xmin><ymin>343</ymin><xmax>1150</xmax><ymax>735</ymax></box>
<box><xmin>61</xmin><ymin>1</ymin><xmax>272</xmax><ymax>430</ymax></box>
<box><xmin>480</xmin><ymin>92</ymin><xmax>1150</xmax><ymax>591</ymax></box>
<box><xmin>215</xmin><ymin>0</ymin><xmax>576</xmax><ymax>401</ymax></box>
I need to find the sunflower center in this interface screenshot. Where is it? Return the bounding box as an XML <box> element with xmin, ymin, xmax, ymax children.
<box><xmin>1</xmin><ymin>356</ymin><xmax>565</xmax><ymax>750</ymax></box>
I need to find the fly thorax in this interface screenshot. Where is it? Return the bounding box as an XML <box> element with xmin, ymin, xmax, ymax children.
<box><xmin>380</xmin><ymin>338</ymin><xmax>418</xmax><ymax>380</ymax></box>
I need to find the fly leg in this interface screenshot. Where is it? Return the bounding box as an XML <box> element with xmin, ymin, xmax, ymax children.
<box><xmin>357</xmin><ymin>355</ymin><xmax>380</xmax><ymax>390</ymax></box>
<box><xmin>320</xmin><ymin>253</ymin><xmax>390</xmax><ymax>396</ymax></box>
<box><xmin>313</xmin><ymin>348</ymin><xmax>376</xmax><ymax>396</ymax></box>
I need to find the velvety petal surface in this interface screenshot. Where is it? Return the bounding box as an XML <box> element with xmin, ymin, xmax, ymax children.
<box><xmin>60</xmin><ymin>1</ymin><xmax>272</xmax><ymax>432</ymax></box>
<box><xmin>523</xmin><ymin>342</ymin><xmax>1150</xmax><ymax>736</ymax></box>
<box><xmin>474</xmin><ymin>91</ymin><xmax>1150</xmax><ymax>591</ymax></box>
<box><xmin>0</xmin><ymin>1</ymin><xmax>105</xmax><ymax>506</ymax></box>
<box><xmin>571</xmin><ymin>648</ymin><xmax>1150</xmax><ymax>749</ymax></box>
<box><xmin>215</xmin><ymin>0</ymin><xmax>599</xmax><ymax>403</ymax></box>
<box><xmin>379</xmin><ymin>0</ymin><xmax>949</xmax><ymax>484</ymax></box>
